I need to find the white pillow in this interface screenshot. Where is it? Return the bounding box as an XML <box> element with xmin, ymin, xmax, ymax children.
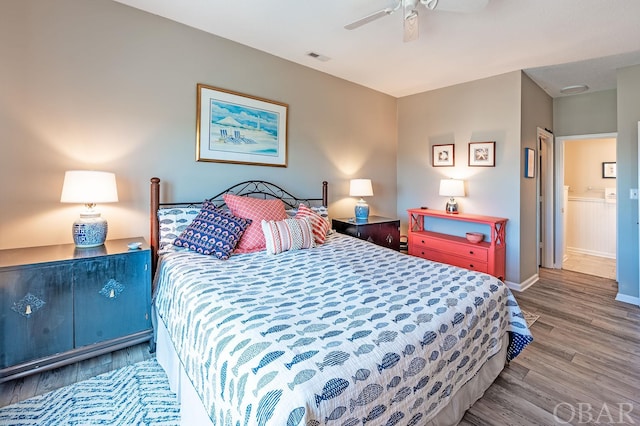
<box><xmin>261</xmin><ymin>217</ymin><xmax>315</xmax><ymax>255</ymax></box>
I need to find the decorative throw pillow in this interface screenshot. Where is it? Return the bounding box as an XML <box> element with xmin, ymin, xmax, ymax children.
<box><xmin>173</xmin><ymin>201</ymin><xmax>251</xmax><ymax>260</ymax></box>
<box><xmin>157</xmin><ymin>207</ymin><xmax>201</xmax><ymax>253</ymax></box>
<box><xmin>295</xmin><ymin>204</ymin><xmax>331</xmax><ymax>244</ymax></box>
<box><xmin>223</xmin><ymin>194</ymin><xmax>288</xmax><ymax>253</ymax></box>
<box><xmin>261</xmin><ymin>217</ymin><xmax>315</xmax><ymax>255</ymax></box>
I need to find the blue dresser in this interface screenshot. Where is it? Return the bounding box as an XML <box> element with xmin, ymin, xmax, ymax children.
<box><xmin>0</xmin><ymin>238</ymin><xmax>152</xmax><ymax>382</ymax></box>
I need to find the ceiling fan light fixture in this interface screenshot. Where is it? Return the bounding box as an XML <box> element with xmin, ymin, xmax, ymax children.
<box><xmin>420</xmin><ymin>0</ymin><xmax>439</xmax><ymax>10</ymax></box>
<box><xmin>560</xmin><ymin>84</ymin><xmax>589</xmax><ymax>95</ymax></box>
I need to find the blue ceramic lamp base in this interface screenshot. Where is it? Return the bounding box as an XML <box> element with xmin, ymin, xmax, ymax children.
<box><xmin>73</xmin><ymin>212</ymin><xmax>108</xmax><ymax>248</ymax></box>
<box><xmin>354</xmin><ymin>199</ymin><xmax>370</xmax><ymax>222</ymax></box>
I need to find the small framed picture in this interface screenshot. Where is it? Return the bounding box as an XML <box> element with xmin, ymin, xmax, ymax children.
<box><xmin>524</xmin><ymin>148</ymin><xmax>535</xmax><ymax>178</ymax></box>
<box><xmin>602</xmin><ymin>162</ymin><xmax>616</xmax><ymax>178</ymax></box>
<box><xmin>468</xmin><ymin>141</ymin><xmax>495</xmax><ymax>167</ymax></box>
<box><xmin>432</xmin><ymin>144</ymin><xmax>455</xmax><ymax>167</ymax></box>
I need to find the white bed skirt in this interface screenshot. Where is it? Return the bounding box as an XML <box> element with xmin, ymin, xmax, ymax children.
<box><xmin>155</xmin><ymin>314</ymin><xmax>508</xmax><ymax>426</ymax></box>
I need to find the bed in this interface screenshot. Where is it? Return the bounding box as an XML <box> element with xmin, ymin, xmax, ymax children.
<box><xmin>150</xmin><ymin>178</ymin><xmax>532</xmax><ymax>426</ymax></box>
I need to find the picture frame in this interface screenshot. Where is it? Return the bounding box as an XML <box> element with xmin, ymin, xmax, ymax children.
<box><xmin>524</xmin><ymin>148</ymin><xmax>535</xmax><ymax>178</ymax></box>
<box><xmin>468</xmin><ymin>141</ymin><xmax>495</xmax><ymax>167</ymax></box>
<box><xmin>602</xmin><ymin>162</ymin><xmax>616</xmax><ymax>178</ymax></box>
<box><xmin>432</xmin><ymin>144</ymin><xmax>455</xmax><ymax>167</ymax></box>
<box><xmin>196</xmin><ymin>83</ymin><xmax>288</xmax><ymax>167</ymax></box>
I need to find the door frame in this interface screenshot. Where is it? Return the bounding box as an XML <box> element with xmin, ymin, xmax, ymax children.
<box><xmin>538</xmin><ymin>128</ymin><xmax>554</xmax><ymax>268</ymax></box>
<box><xmin>554</xmin><ymin>132</ymin><xmax>618</xmax><ymax>269</ymax></box>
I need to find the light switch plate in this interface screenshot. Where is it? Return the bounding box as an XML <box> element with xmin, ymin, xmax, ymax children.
<box><xmin>630</xmin><ymin>189</ymin><xmax>638</xmax><ymax>199</ymax></box>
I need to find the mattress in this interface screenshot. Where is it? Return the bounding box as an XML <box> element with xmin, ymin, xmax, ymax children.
<box><xmin>153</xmin><ymin>232</ymin><xmax>532</xmax><ymax>425</ymax></box>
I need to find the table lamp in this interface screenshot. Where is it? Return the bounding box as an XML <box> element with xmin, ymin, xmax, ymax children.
<box><xmin>439</xmin><ymin>179</ymin><xmax>465</xmax><ymax>214</ymax></box>
<box><xmin>60</xmin><ymin>170</ymin><xmax>119</xmax><ymax>247</ymax></box>
<box><xmin>349</xmin><ymin>178</ymin><xmax>373</xmax><ymax>222</ymax></box>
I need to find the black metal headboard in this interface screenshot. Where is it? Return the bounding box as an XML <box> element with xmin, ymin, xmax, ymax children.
<box><xmin>150</xmin><ymin>177</ymin><xmax>328</xmax><ymax>272</ymax></box>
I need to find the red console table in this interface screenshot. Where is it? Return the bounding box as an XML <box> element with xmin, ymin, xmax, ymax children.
<box><xmin>407</xmin><ymin>208</ymin><xmax>508</xmax><ymax>280</ymax></box>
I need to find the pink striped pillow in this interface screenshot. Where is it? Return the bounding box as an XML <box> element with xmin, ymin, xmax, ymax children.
<box><xmin>224</xmin><ymin>194</ymin><xmax>288</xmax><ymax>253</ymax></box>
<box><xmin>261</xmin><ymin>217</ymin><xmax>315</xmax><ymax>255</ymax></box>
<box><xmin>295</xmin><ymin>204</ymin><xmax>331</xmax><ymax>244</ymax></box>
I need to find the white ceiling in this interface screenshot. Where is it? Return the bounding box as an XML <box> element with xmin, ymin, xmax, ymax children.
<box><xmin>113</xmin><ymin>0</ymin><xmax>640</xmax><ymax>98</ymax></box>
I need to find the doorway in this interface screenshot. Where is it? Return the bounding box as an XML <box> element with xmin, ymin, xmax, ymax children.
<box><xmin>554</xmin><ymin>133</ymin><xmax>617</xmax><ymax>280</ymax></box>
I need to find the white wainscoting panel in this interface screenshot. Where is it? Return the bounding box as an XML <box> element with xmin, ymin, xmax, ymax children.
<box><xmin>566</xmin><ymin>197</ymin><xmax>616</xmax><ymax>258</ymax></box>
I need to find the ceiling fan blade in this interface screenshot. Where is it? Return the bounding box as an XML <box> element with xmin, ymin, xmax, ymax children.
<box><xmin>429</xmin><ymin>0</ymin><xmax>489</xmax><ymax>13</ymax></box>
<box><xmin>344</xmin><ymin>8</ymin><xmax>395</xmax><ymax>30</ymax></box>
<box><xmin>403</xmin><ymin>10</ymin><xmax>419</xmax><ymax>42</ymax></box>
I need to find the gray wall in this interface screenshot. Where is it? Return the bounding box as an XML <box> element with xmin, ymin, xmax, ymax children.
<box><xmin>554</xmin><ymin>82</ymin><xmax>639</xmax><ymax>301</ymax></box>
<box><xmin>397</xmin><ymin>72</ymin><xmax>527</xmax><ymax>284</ymax></box>
<box><xmin>0</xmin><ymin>0</ymin><xmax>398</xmax><ymax>249</ymax></box>
<box><xmin>616</xmin><ymin>65</ymin><xmax>640</xmax><ymax>299</ymax></box>
<box><xmin>520</xmin><ymin>73</ymin><xmax>553</xmax><ymax>281</ymax></box>
<box><xmin>553</xmin><ymin>90</ymin><xmax>617</xmax><ymax>136</ymax></box>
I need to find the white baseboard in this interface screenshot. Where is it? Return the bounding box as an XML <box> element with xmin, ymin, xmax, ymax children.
<box><xmin>615</xmin><ymin>292</ymin><xmax>640</xmax><ymax>306</ymax></box>
<box><xmin>505</xmin><ymin>273</ymin><xmax>539</xmax><ymax>292</ymax></box>
<box><xmin>566</xmin><ymin>247</ymin><xmax>616</xmax><ymax>260</ymax></box>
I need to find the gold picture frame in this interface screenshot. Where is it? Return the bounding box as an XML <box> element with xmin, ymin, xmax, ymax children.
<box><xmin>196</xmin><ymin>83</ymin><xmax>288</xmax><ymax>167</ymax></box>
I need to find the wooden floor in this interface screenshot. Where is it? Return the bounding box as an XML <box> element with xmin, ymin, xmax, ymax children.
<box><xmin>462</xmin><ymin>267</ymin><xmax>640</xmax><ymax>425</ymax></box>
<box><xmin>1</xmin><ymin>268</ymin><xmax>639</xmax><ymax>425</ymax></box>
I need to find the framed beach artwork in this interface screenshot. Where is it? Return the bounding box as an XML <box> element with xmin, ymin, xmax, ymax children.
<box><xmin>432</xmin><ymin>144</ymin><xmax>455</xmax><ymax>167</ymax></box>
<box><xmin>468</xmin><ymin>141</ymin><xmax>496</xmax><ymax>167</ymax></box>
<box><xmin>196</xmin><ymin>84</ymin><xmax>288</xmax><ymax>167</ymax></box>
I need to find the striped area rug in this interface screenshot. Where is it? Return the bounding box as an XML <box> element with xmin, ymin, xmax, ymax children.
<box><xmin>0</xmin><ymin>359</ymin><xmax>180</xmax><ymax>425</ymax></box>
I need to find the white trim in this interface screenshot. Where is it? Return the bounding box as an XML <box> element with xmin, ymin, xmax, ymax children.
<box><xmin>505</xmin><ymin>273</ymin><xmax>539</xmax><ymax>292</ymax></box>
<box><xmin>615</xmin><ymin>292</ymin><xmax>640</xmax><ymax>307</ymax></box>
<box><xmin>537</xmin><ymin>128</ymin><xmax>554</xmax><ymax>269</ymax></box>
<box><xmin>566</xmin><ymin>247</ymin><xmax>616</xmax><ymax>260</ymax></box>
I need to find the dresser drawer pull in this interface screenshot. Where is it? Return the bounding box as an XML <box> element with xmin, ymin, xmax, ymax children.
<box><xmin>11</xmin><ymin>293</ymin><xmax>46</xmax><ymax>318</ymax></box>
<box><xmin>99</xmin><ymin>279</ymin><xmax>125</xmax><ymax>300</ymax></box>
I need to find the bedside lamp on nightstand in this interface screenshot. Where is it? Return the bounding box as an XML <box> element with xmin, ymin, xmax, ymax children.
<box><xmin>349</xmin><ymin>179</ymin><xmax>373</xmax><ymax>222</ymax></box>
<box><xmin>439</xmin><ymin>178</ymin><xmax>465</xmax><ymax>214</ymax></box>
<box><xmin>60</xmin><ymin>170</ymin><xmax>119</xmax><ymax>248</ymax></box>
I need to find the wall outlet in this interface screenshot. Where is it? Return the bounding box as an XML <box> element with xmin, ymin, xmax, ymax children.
<box><xmin>631</xmin><ymin>189</ymin><xmax>638</xmax><ymax>200</ymax></box>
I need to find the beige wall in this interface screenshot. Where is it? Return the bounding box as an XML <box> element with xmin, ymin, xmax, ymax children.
<box><xmin>564</xmin><ymin>138</ymin><xmax>616</xmax><ymax>197</ymax></box>
<box><xmin>397</xmin><ymin>72</ymin><xmax>527</xmax><ymax>284</ymax></box>
<box><xmin>0</xmin><ymin>0</ymin><xmax>397</xmax><ymax>249</ymax></box>
<box><xmin>520</xmin><ymin>73</ymin><xmax>553</xmax><ymax>280</ymax></box>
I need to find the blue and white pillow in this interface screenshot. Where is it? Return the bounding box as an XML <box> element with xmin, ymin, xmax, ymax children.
<box><xmin>157</xmin><ymin>207</ymin><xmax>201</xmax><ymax>253</ymax></box>
<box><xmin>173</xmin><ymin>201</ymin><xmax>251</xmax><ymax>260</ymax></box>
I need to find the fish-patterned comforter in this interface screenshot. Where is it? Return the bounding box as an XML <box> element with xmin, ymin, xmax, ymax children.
<box><xmin>153</xmin><ymin>232</ymin><xmax>532</xmax><ymax>426</ymax></box>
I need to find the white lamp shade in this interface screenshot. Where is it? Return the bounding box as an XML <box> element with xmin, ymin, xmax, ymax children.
<box><xmin>439</xmin><ymin>179</ymin><xmax>465</xmax><ymax>197</ymax></box>
<box><xmin>349</xmin><ymin>179</ymin><xmax>373</xmax><ymax>197</ymax></box>
<box><xmin>60</xmin><ymin>171</ymin><xmax>119</xmax><ymax>204</ymax></box>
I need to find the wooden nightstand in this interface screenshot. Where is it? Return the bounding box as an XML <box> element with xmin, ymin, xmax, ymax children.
<box><xmin>0</xmin><ymin>237</ymin><xmax>152</xmax><ymax>383</ymax></box>
<box><xmin>332</xmin><ymin>216</ymin><xmax>401</xmax><ymax>251</ymax></box>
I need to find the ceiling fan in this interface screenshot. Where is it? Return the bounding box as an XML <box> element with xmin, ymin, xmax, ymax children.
<box><xmin>345</xmin><ymin>0</ymin><xmax>489</xmax><ymax>42</ymax></box>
